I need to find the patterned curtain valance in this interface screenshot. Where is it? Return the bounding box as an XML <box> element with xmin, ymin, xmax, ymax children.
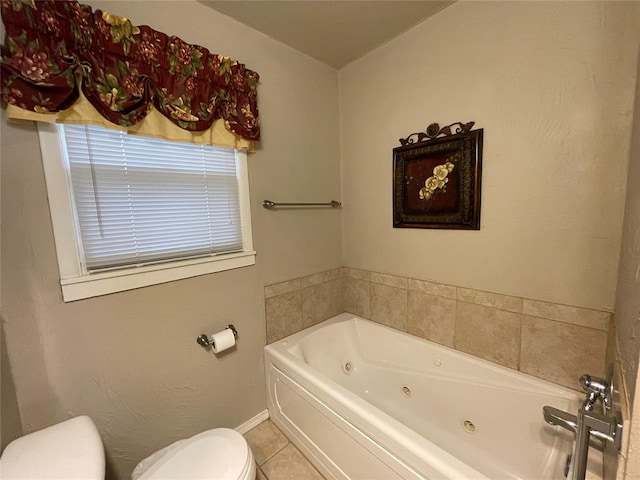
<box><xmin>0</xmin><ymin>0</ymin><xmax>260</xmax><ymax>143</ymax></box>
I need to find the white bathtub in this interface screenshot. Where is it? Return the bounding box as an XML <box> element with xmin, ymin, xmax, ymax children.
<box><xmin>265</xmin><ymin>313</ymin><xmax>602</xmax><ymax>480</ymax></box>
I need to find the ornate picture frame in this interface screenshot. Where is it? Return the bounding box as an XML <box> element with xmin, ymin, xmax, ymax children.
<box><xmin>393</xmin><ymin>122</ymin><xmax>483</xmax><ymax>230</ymax></box>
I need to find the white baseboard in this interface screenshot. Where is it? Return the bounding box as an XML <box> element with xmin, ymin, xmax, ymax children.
<box><xmin>235</xmin><ymin>409</ymin><xmax>269</xmax><ymax>434</ymax></box>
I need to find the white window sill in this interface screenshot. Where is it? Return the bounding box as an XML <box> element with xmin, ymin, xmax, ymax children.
<box><xmin>60</xmin><ymin>251</ymin><xmax>256</xmax><ymax>302</ymax></box>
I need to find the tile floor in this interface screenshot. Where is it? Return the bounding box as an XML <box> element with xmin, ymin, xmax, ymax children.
<box><xmin>243</xmin><ymin>419</ymin><xmax>325</xmax><ymax>480</ymax></box>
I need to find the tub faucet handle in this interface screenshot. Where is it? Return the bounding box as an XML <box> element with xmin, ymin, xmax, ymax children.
<box><xmin>579</xmin><ymin>374</ymin><xmax>609</xmax><ymax>410</ymax></box>
<box><xmin>580</xmin><ymin>374</ymin><xmax>608</xmax><ymax>395</ymax></box>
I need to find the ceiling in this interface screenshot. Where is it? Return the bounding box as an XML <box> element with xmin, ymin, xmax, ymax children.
<box><xmin>202</xmin><ymin>1</ymin><xmax>454</xmax><ymax>69</ymax></box>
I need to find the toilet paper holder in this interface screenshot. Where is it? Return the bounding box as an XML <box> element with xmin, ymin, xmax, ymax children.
<box><xmin>196</xmin><ymin>324</ymin><xmax>238</xmax><ymax>349</ymax></box>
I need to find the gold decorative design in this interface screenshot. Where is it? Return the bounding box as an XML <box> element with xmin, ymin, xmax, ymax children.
<box><xmin>419</xmin><ymin>160</ymin><xmax>455</xmax><ymax>201</ymax></box>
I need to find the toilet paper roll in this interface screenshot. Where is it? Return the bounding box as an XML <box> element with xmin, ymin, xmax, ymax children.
<box><xmin>210</xmin><ymin>328</ymin><xmax>236</xmax><ymax>353</ymax></box>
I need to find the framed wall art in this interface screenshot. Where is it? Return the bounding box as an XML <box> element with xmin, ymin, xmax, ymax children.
<box><xmin>393</xmin><ymin>122</ymin><xmax>483</xmax><ymax>230</ymax></box>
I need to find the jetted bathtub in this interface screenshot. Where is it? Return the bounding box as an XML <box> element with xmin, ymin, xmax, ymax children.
<box><xmin>265</xmin><ymin>313</ymin><xmax>602</xmax><ymax>480</ymax></box>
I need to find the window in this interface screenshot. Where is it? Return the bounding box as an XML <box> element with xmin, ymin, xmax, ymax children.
<box><xmin>38</xmin><ymin>124</ymin><xmax>255</xmax><ymax>302</ymax></box>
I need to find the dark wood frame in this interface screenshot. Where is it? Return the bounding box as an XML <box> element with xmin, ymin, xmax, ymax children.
<box><xmin>393</xmin><ymin>126</ymin><xmax>483</xmax><ymax>230</ymax></box>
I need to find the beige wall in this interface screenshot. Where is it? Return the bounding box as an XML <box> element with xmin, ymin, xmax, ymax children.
<box><xmin>0</xmin><ymin>15</ymin><xmax>22</xmax><ymax>448</ymax></box>
<box><xmin>0</xmin><ymin>2</ymin><xmax>341</xmax><ymax>478</ymax></box>
<box><xmin>615</xmin><ymin>45</ymin><xmax>640</xmax><ymax>410</ymax></box>
<box><xmin>616</xmin><ymin>46</ymin><xmax>640</xmax><ymax>479</ymax></box>
<box><xmin>339</xmin><ymin>1</ymin><xmax>640</xmax><ymax>312</ymax></box>
<box><xmin>0</xmin><ymin>320</ymin><xmax>22</xmax><ymax>451</ymax></box>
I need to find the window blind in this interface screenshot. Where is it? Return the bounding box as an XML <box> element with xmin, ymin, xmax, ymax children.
<box><xmin>61</xmin><ymin>125</ymin><xmax>243</xmax><ymax>271</ymax></box>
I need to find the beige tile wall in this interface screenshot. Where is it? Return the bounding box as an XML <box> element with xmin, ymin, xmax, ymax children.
<box><xmin>264</xmin><ymin>268</ymin><xmax>345</xmax><ymax>344</ymax></box>
<box><xmin>265</xmin><ymin>267</ymin><xmax>611</xmax><ymax>391</ymax></box>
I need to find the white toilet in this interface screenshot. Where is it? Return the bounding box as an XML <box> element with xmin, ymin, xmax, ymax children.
<box><xmin>0</xmin><ymin>416</ymin><xmax>105</xmax><ymax>480</ymax></box>
<box><xmin>0</xmin><ymin>416</ymin><xmax>255</xmax><ymax>480</ymax></box>
<box><xmin>131</xmin><ymin>428</ymin><xmax>256</xmax><ymax>480</ymax></box>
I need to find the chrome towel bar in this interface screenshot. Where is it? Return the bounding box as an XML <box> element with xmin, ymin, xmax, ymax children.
<box><xmin>262</xmin><ymin>200</ymin><xmax>342</xmax><ymax>209</ymax></box>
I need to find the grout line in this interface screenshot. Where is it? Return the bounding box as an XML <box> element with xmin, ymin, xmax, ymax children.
<box><xmin>404</xmin><ymin>283</ymin><xmax>408</xmax><ymax>333</ymax></box>
<box><xmin>261</xmin><ymin>438</ymin><xmax>290</xmax><ymax>467</ymax></box>
<box><xmin>343</xmin><ymin>266</ymin><xmax>612</xmax><ymax>315</ymax></box>
<box><xmin>294</xmin><ymin>444</ymin><xmax>326</xmax><ymax>478</ymax></box>
<box><xmin>520</xmin><ymin>313</ymin><xmax>609</xmax><ymax>333</ymax></box>
<box><xmin>516</xmin><ymin>313</ymin><xmax>523</xmax><ymax>372</ymax></box>
<box><xmin>452</xmin><ymin>294</ymin><xmax>459</xmax><ymax>349</ymax></box>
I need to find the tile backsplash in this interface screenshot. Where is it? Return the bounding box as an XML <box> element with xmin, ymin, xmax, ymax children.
<box><xmin>264</xmin><ymin>269</ymin><xmax>345</xmax><ymax>344</ymax></box>
<box><xmin>264</xmin><ymin>267</ymin><xmax>610</xmax><ymax>391</ymax></box>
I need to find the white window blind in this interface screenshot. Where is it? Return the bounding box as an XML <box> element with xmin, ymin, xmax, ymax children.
<box><xmin>61</xmin><ymin>125</ymin><xmax>243</xmax><ymax>271</ymax></box>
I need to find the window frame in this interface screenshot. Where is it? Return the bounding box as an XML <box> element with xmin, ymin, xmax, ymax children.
<box><xmin>38</xmin><ymin>123</ymin><xmax>256</xmax><ymax>302</ymax></box>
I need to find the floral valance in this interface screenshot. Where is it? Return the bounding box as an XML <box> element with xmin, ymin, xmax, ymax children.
<box><xmin>0</xmin><ymin>0</ymin><xmax>260</xmax><ymax>143</ymax></box>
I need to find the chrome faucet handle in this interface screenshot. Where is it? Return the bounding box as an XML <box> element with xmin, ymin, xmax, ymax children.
<box><xmin>579</xmin><ymin>374</ymin><xmax>609</xmax><ymax>410</ymax></box>
<box><xmin>580</xmin><ymin>374</ymin><xmax>609</xmax><ymax>395</ymax></box>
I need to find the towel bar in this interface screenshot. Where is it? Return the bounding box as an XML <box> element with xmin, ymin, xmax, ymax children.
<box><xmin>262</xmin><ymin>200</ymin><xmax>342</xmax><ymax>209</ymax></box>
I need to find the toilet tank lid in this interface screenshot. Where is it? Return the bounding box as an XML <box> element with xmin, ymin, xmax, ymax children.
<box><xmin>136</xmin><ymin>428</ymin><xmax>250</xmax><ymax>480</ymax></box>
<box><xmin>0</xmin><ymin>415</ymin><xmax>105</xmax><ymax>480</ymax></box>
